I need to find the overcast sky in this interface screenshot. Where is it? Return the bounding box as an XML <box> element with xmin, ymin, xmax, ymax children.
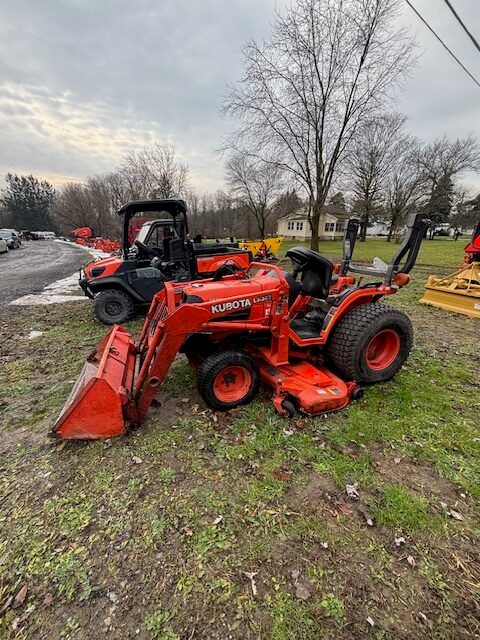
<box><xmin>0</xmin><ymin>0</ymin><xmax>479</xmax><ymax>194</ymax></box>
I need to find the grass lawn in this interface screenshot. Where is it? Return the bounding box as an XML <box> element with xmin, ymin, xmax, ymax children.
<box><xmin>279</xmin><ymin>235</ymin><xmax>469</xmax><ymax>270</ymax></box>
<box><xmin>0</xmin><ymin>237</ymin><xmax>478</xmax><ymax>639</ymax></box>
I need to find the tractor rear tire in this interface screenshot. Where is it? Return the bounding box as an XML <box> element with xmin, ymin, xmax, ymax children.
<box><xmin>329</xmin><ymin>303</ymin><xmax>413</xmax><ymax>383</ymax></box>
<box><xmin>197</xmin><ymin>350</ymin><xmax>259</xmax><ymax>411</ymax></box>
<box><xmin>93</xmin><ymin>289</ymin><xmax>135</xmax><ymax>325</ymax></box>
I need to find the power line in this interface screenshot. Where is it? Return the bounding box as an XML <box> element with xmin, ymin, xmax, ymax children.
<box><xmin>405</xmin><ymin>0</ymin><xmax>480</xmax><ymax>89</ymax></box>
<box><xmin>442</xmin><ymin>0</ymin><xmax>480</xmax><ymax>54</ymax></box>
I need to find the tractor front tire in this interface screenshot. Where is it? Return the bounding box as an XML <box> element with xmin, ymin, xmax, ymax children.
<box><xmin>93</xmin><ymin>289</ymin><xmax>135</xmax><ymax>325</ymax></box>
<box><xmin>329</xmin><ymin>303</ymin><xmax>413</xmax><ymax>383</ymax></box>
<box><xmin>197</xmin><ymin>350</ymin><xmax>259</xmax><ymax>411</ymax></box>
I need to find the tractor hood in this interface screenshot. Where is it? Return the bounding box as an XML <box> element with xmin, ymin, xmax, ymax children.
<box><xmin>181</xmin><ymin>273</ymin><xmax>279</xmax><ymax>305</ymax></box>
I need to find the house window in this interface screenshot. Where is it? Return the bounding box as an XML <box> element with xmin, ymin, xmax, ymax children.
<box><xmin>325</xmin><ymin>222</ymin><xmax>335</xmax><ymax>232</ymax></box>
<box><xmin>335</xmin><ymin>222</ymin><xmax>344</xmax><ymax>232</ymax></box>
<box><xmin>287</xmin><ymin>221</ymin><xmax>295</xmax><ymax>230</ymax></box>
<box><xmin>296</xmin><ymin>221</ymin><xmax>303</xmax><ymax>230</ymax></box>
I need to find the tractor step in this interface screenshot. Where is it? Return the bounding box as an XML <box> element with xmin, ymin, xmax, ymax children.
<box><xmin>52</xmin><ymin>325</ymin><xmax>136</xmax><ymax>439</ymax></box>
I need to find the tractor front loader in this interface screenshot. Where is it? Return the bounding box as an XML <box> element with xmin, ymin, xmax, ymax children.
<box><xmin>53</xmin><ymin>213</ymin><xmax>427</xmax><ymax>440</ymax></box>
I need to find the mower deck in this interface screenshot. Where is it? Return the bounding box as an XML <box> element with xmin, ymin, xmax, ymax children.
<box><xmin>255</xmin><ymin>349</ymin><xmax>355</xmax><ymax>415</ymax></box>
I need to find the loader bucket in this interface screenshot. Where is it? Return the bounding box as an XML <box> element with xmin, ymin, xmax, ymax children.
<box><xmin>52</xmin><ymin>325</ymin><xmax>136</xmax><ymax>439</ymax></box>
<box><xmin>419</xmin><ymin>263</ymin><xmax>480</xmax><ymax>318</ymax></box>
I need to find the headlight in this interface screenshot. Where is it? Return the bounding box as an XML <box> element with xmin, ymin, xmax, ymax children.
<box><xmin>90</xmin><ymin>266</ymin><xmax>106</xmax><ymax>277</ymax></box>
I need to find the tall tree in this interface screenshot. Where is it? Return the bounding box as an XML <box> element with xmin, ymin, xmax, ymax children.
<box><xmin>416</xmin><ymin>136</ymin><xmax>480</xmax><ymax>238</ymax></box>
<box><xmin>223</xmin><ymin>0</ymin><xmax>416</xmax><ymax>250</ymax></box>
<box><xmin>450</xmin><ymin>191</ymin><xmax>480</xmax><ymax>239</ymax></box>
<box><xmin>383</xmin><ymin>137</ymin><xmax>427</xmax><ymax>241</ymax></box>
<box><xmin>348</xmin><ymin>113</ymin><xmax>406</xmax><ymax>240</ymax></box>
<box><xmin>1</xmin><ymin>173</ymin><xmax>55</xmax><ymax>230</ymax></box>
<box><xmin>424</xmin><ymin>174</ymin><xmax>453</xmax><ymax>238</ymax></box>
<box><xmin>226</xmin><ymin>154</ymin><xmax>282</xmax><ymax>238</ymax></box>
<box><xmin>121</xmin><ymin>143</ymin><xmax>188</xmax><ymax>199</ymax></box>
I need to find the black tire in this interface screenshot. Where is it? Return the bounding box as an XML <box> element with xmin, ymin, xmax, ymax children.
<box><xmin>329</xmin><ymin>303</ymin><xmax>413</xmax><ymax>383</ymax></box>
<box><xmin>197</xmin><ymin>350</ymin><xmax>259</xmax><ymax>411</ymax></box>
<box><xmin>281</xmin><ymin>398</ymin><xmax>296</xmax><ymax>418</ymax></box>
<box><xmin>93</xmin><ymin>289</ymin><xmax>135</xmax><ymax>325</ymax></box>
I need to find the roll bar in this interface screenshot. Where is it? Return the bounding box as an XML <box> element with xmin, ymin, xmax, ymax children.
<box><xmin>342</xmin><ymin>213</ymin><xmax>428</xmax><ymax>285</ymax></box>
<box><xmin>117</xmin><ymin>199</ymin><xmax>188</xmax><ymax>256</ymax></box>
<box><xmin>339</xmin><ymin>218</ymin><xmax>360</xmax><ymax>275</ymax></box>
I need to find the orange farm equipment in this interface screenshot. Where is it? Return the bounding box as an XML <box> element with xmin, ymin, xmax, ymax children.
<box><xmin>72</xmin><ymin>227</ymin><xmax>120</xmax><ymax>253</ymax></box>
<box><xmin>53</xmin><ymin>214</ymin><xmax>427</xmax><ymax>440</ymax></box>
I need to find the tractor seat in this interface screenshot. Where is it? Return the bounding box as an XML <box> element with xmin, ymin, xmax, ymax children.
<box><xmin>285</xmin><ymin>247</ymin><xmax>334</xmax><ymax>300</ymax></box>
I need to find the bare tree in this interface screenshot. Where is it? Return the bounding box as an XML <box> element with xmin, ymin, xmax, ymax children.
<box><xmin>416</xmin><ymin>136</ymin><xmax>480</xmax><ymax>188</ymax></box>
<box><xmin>122</xmin><ymin>143</ymin><xmax>188</xmax><ymax>199</ymax></box>
<box><xmin>223</xmin><ymin>0</ymin><xmax>416</xmax><ymax>250</ymax></box>
<box><xmin>384</xmin><ymin>137</ymin><xmax>427</xmax><ymax>241</ymax></box>
<box><xmin>415</xmin><ymin>135</ymin><xmax>480</xmax><ymax>237</ymax></box>
<box><xmin>226</xmin><ymin>154</ymin><xmax>282</xmax><ymax>238</ymax></box>
<box><xmin>348</xmin><ymin>113</ymin><xmax>406</xmax><ymax>240</ymax></box>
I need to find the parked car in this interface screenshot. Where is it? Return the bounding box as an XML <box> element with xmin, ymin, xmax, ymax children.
<box><xmin>0</xmin><ymin>229</ymin><xmax>22</xmax><ymax>249</ymax></box>
<box><xmin>0</xmin><ymin>237</ymin><xmax>8</xmax><ymax>254</ymax></box>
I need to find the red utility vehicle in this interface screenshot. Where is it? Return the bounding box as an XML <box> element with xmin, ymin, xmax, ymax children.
<box><xmin>79</xmin><ymin>199</ymin><xmax>252</xmax><ymax>324</ymax></box>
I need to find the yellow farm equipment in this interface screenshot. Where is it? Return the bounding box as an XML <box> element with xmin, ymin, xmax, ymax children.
<box><xmin>420</xmin><ymin>221</ymin><xmax>480</xmax><ymax>318</ymax></box>
<box><xmin>241</xmin><ymin>237</ymin><xmax>284</xmax><ymax>259</ymax></box>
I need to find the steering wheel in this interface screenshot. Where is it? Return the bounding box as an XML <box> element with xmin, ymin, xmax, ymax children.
<box><xmin>134</xmin><ymin>239</ymin><xmax>155</xmax><ymax>258</ymax></box>
<box><xmin>212</xmin><ymin>261</ymin><xmax>248</xmax><ymax>282</ymax></box>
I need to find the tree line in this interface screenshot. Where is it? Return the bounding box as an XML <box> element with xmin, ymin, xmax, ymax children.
<box><xmin>1</xmin><ymin>0</ymin><xmax>479</xmax><ymax>244</ymax></box>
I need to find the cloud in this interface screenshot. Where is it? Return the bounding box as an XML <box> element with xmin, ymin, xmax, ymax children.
<box><xmin>0</xmin><ymin>0</ymin><xmax>478</xmax><ymax>193</ymax></box>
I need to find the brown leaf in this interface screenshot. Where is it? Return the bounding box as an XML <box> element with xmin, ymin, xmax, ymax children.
<box><xmin>181</xmin><ymin>398</ymin><xmax>190</xmax><ymax>404</ymax></box>
<box><xmin>0</xmin><ymin>595</ymin><xmax>13</xmax><ymax>615</ymax></box>
<box><xmin>56</xmin><ymin>442</ymin><xmax>66</xmax><ymax>453</ymax></box>
<box><xmin>449</xmin><ymin>510</ymin><xmax>464</xmax><ymax>521</ymax></box>
<box><xmin>272</xmin><ymin>470</ymin><xmax>292</xmax><ymax>481</ymax></box>
<box><xmin>13</xmin><ymin>584</ymin><xmax>27</xmax><ymax>608</ymax></box>
<box><xmin>338</xmin><ymin>504</ymin><xmax>353</xmax><ymax>516</ymax></box>
<box><xmin>43</xmin><ymin>593</ymin><xmax>53</xmax><ymax>606</ymax></box>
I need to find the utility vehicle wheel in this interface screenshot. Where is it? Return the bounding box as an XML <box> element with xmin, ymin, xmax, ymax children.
<box><xmin>93</xmin><ymin>289</ymin><xmax>135</xmax><ymax>325</ymax></box>
<box><xmin>197</xmin><ymin>350</ymin><xmax>259</xmax><ymax>411</ymax></box>
<box><xmin>329</xmin><ymin>303</ymin><xmax>413</xmax><ymax>383</ymax></box>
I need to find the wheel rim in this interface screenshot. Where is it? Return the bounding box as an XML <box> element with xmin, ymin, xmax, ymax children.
<box><xmin>213</xmin><ymin>366</ymin><xmax>252</xmax><ymax>403</ymax></box>
<box><xmin>366</xmin><ymin>329</ymin><xmax>401</xmax><ymax>370</ymax></box>
<box><xmin>105</xmin><ymin>300</ymin><xmax>123</xmax><ymax>317</ymax></box>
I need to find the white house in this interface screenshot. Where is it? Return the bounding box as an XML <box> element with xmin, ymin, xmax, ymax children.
<box><xmin>277</xmin><ymin>206</ymin><xmax>349</xmax><ymax>241</ymax></box>
<box><xmin>366</xmin><ymin>219</ymin><xmax>390</xmax><ymax>236</ymax></box>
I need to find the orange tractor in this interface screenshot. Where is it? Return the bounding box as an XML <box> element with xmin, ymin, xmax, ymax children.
<box><xmin>53</xmin><ymin>213</ymin><xmax>427</xmax><ymax>440</ymax></box>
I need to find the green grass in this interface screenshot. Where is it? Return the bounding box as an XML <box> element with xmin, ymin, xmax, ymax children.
<box><xmin>279</xmin><ymin>235</ymin><xmax>467</xmax><ymax>269</ymax></box>
<box><xmin>0</xmin><ymin>239</ymin><xmax>478</xmax><ymax>639</ymax></box>
<box><xmin>374</xmin><ymin>485</ymin><xmax>432</xmax><ymax>531</ymax></box>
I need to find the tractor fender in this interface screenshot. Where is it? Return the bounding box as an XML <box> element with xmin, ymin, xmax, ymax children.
<box><xmin>86</xmin><ymin>276</ymin><xmax>150</xmax><ymax>303</ymax></box>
